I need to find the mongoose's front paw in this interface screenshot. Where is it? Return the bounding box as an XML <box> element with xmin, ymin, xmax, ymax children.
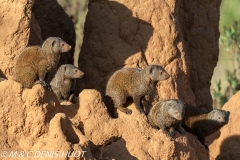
<box><xmin>167</xmin><ymin>131</ymin><xmax>175</xmax><ymax>138</ymax></box>
<box><xmin>139</xmin><ymin>108</ymin><xmax>146</xmax><ymax>114</ymax></box>
<box><xmin>42</xmin><ymin>82</ymin><xmax>52</xmax><ymax>90</ymax></box>
<box><xmin>45</xmin><ymin>83</ymin><xmax>52</xmax><ymax>90</ymax></box>
<box><xmin>35</xmin><ymin>80</ymin><xmax>51</xmax><ymax>90</ymax></box>
<box><xmin>125</xmin><ymin>109</ymin><xmax>132</xmax><ymax>115</ymax></box>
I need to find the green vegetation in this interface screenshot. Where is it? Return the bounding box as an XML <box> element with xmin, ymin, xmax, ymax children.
<box><xmin>211</xmin><ymin>0</ymin><xmax>240</xmax><ymax>108</ymax></box>
<box><xmin>220</xmin><ymin>0</ymin><xmax>240</xmax><ymax>29</ymax></box>
<box><xmin>212</xmin><ymin>19</ymin><xmax>240</xmax><ymax>108</ymax></box>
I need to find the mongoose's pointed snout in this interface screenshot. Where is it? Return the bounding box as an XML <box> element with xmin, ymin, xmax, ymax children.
<box><xmin>164</xmin><ymin>72</ymin><xmax>170</xmax><ymax>80</ymax></box>
<box><xmin>61</xmin><ymin>43</ymin><xmax>71</xmax><ymax>53</ymax></box>
<box><xmin>175</xmin><ymin>112</ymin><xmax>184</xmax><ymax>120</ymax></box>
<box><xmin>177</xmin><ymin>117</ymin><xmax>183</xmax><ymax>120</ymax></box>
<box><xmin>64</xmin><ymin>45</ymin><xmax>71</xmax><ymax>52</ymax></box>
<box><xmin>78</xmin><ymin>71</ymin><xmax>84</xmax><ymax>78</ymax></box>
<box><xmin>224</xmin><ymin>111</ymin><xmax>230</xmax><ymax>124</ymax></box>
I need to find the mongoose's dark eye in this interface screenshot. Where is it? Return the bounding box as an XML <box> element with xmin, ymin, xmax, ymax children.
<box><xmin>160</xmin><ymin>71</ymin><xmax>163</xmax><ymax>74</ymax></box>
<box><xmin>175</xmin><ymin>111</ymin><xmax>178</xmax><ymax>115</ymax></box>
<box><xmin>74</xmin><ymin>70</ymin><xmax>78</xmax><ymax>72</ymax></box>
<box><xmin>218</xmin><ymin>116</ymin><xmax>221</xmax><ymax>120</ymax></box>
<box><xmin>61</xmin><ymin>43</ymin><xmax>65</xmax><ymax>46</ymax></box>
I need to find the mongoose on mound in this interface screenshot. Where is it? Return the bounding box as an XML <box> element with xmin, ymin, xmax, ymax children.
<box><xmin>106</xmin><ymin>65</ymin><xmax>170</xmax><ymax>115</ymax></box>
<box><xmin>14</xmin><ymin>37</ymin><xmax>71</xmax><ymax>89</ymax></box>
<box><xmin>50</xmin><ymin>64</ymin><xmax>84</xmax><ymax>102</ymax></box>
<box><xmin>148</xmin><ymin>99</ymin><xmax>185</xmax><ymax>139</ymax></box>
<box><xmin>182</xmin><ymin>104</ymin><xmax>230</xmax><ymax>150</ymax></box>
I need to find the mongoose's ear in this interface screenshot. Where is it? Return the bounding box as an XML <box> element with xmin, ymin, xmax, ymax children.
<box><xmin>51</xmin><ymin>40</ymin><xmax>56</xmax><ymax>47</ymax></box>
<box><xmin>149</xmin><ymin>66</ymin><xmax>153</xmax><ymax>74</ymax></box>
<box><xmin>63</xmin><ymin>66</ymin><xmax>67</xmax><ymax>72</ymax></box>
<box><xmin>227</xmin><ymin>111</ymin><xmax>230</xmax><ymax>115</ymax></box>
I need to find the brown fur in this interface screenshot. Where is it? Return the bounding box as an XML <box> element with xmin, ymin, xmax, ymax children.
<box><xmin>106</xmin><ymin>65</ymin><xmax>170</xmax><ymax>115</ymax></box>
<box><xmin>148</xmin><ymin>99</ymin><xmax>185</xmax><ymax>139</ymax></box>
<box><xmin>183</xmin><ymin>104</ymin><xmax>230</xmax><ymax>150</ymax></box>
<box><xmin>14</xmin><ymin>37</ymin><xmax>71</xmax><ymax>89</ymax></box>
<box><xmin>50</xmin><ymin>64</ymin><xmax>84</xmax><ymax>102</ymax></box>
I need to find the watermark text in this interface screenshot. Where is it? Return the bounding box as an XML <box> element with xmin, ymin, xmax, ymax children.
<box><xmin>1</xmin><ymin>150</ymin><xmax>86</xmax><ymax>158</ymax></box>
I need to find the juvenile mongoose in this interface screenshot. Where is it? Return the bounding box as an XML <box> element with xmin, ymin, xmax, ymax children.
<box><xmin>148</xmin><ymin>99</ymin><xmax>185</xmax><ymax>139</ymax></box>
<box><xmin>182</xmin><ymin>104</ymin><xmax>230</xmax><ymax>150</ymax></box>
<box><xmin>14</xmin><ymin>37</ymin><xmax>71</xmax><ymax>89</ymax></box>
<box><xmin>105</xmin><ymin>65</ymin><xmax>170</xmax><ymax>115</ymax></box>
<box><xmin>50</xmin><ymin>64</ymin><xmax>84</xmax><ymax>102</ymax></box>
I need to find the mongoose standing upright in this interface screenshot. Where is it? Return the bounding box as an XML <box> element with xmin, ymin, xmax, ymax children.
<box><xmin>148</xmin><ymin>99</ymin><xmax>185</xmax><ymax>139</ymax></box>
<box><xmin>106</xmin><ymin>65</ymin><xmax>170</xmax><ymax>115</ymax></box>
<box><xmin>14</xmin><ymin>37</ymin><xmax>71</xmax><ymax>89</ymax></box>
<box><xmin>50</xmin><ymin>64</ymin><xmax>84</xmax><ymax>102</ymax></box>
<box><xmin>182</xmin><ymin>104</ymin><xmax>230</xmax><ymax>150</ymax></box>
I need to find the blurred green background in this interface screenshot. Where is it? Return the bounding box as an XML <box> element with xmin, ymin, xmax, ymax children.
<box><xmin>219</xmin><ymin>0</ymin><xmax>240</xmax><ymax>29</ymax></box>
<box><xmin>211</xmin><ymin>0</ymin><xmax>240</xmax><ymax>108</ymax></box>
<box><xmin>57</xmin><ymin>0</ymin><xmax>88</xmax><ymax>66</ymax></box>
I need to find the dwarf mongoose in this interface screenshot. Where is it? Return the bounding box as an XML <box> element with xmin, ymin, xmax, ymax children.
<box><xmin>148</xmin><ymin>99</ymin><xmax>185</xmax><ymax>139</ymax></box>
<box><xmin>50</xmin><ymin>64</ymin><xmax>84</xmax><ymax>102</ymax></box>
<box><xmin>14</xmin><ymin>37</ymin><xmax>71</xmax><ymax>89</ymax></box>
<box><xmin>182</xmin><ymin>104</ymin><xmax>230</xmax><ymax>150</ymax></box>
<box><xmin>106</xmin><ymin>65</ymin><xmax>170</xmax><ymax>115</ymax></box>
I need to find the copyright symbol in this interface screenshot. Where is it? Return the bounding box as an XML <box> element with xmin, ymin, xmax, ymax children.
<box><xmin>1</xmin><ymin>151</ymin><xmax>7</xmax><ymax>157</ymax></box>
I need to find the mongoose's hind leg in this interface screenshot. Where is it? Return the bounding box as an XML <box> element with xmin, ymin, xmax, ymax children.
<box><xmin>117</xmin><ymin>106</ymin><xmax>132</xmax><ymax>115</ymax></box>
<box><xmin>133</xmin><ymin>95</ymin><xmax>145</xmax><ymax>114</ymax></box>
<box><xmin>114</xmin><ymin>94</ymin><xmax>132</xmax><ymax>115</ymax></box>
<box><xmin>19</xmin><ymin>68</ymin><xmax>37</xmax><ymax>88</ymax></box>
<box><xmin>113</xmin><ymin>107</ymin><xmax>118</xmax><ymax>118</ymax></box>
